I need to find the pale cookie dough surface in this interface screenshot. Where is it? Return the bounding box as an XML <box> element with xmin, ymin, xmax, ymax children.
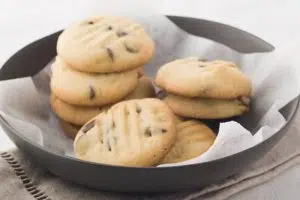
<box><xmin>50</xmin><ymin>57</ymin><xmax>139</xmax><ymax>106</ymax></box>
<box><xmin>163</xmin><ymin>93</ymin><xmax>250</xmax><ymax>119</ymax></box>
<box><xmin>57</xmin><ymin>16</ymin><xmax>154</xmax><ymax>73</ymax></box>
<box><xmin>51</xmin><ymin>94</ymin><xmax>108</xmax><ymax>126</ymax></box>
<box><xmin>74</xmin><ymin>98</ymin><xmax>176</xmax><ymax>167</ymax></box>
<box><xmin>161</xmin><ymin>120</ymin><xmax>216</xmax><ymax>164</ymax></box>
<box><xmin>50</xmin><ymin>76</ymin><xmax>155</xmax><ymax>125</ymax></box>
<box><xmin>60</xmin><ymin>120</ymin><xmax>81</xmax><ymax>139</ymax></box>
<box><xmin>155</xmin><ymin>57</ymin><xmax>252</xmax><ymax>99</ymax></box>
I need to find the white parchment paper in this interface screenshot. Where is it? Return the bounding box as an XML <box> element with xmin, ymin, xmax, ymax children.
<box><xmin>0</xmin><ymin>14</ymin><xmax>299</xmax><ymax>167</ymax></box>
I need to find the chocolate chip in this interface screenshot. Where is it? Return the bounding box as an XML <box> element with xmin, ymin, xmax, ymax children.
<box><xmin>136</xmin><ymin>106</ymin><xmax>141</xmax><ymax>114</ymax></box>
<box><xmin>107</xmin><ymin>26</ymin><xmax>113</xmax><ymax>30</ymax></box>
<box><xmin>124</xmin><ymin>43</ymin><xmax>139</xmax><ymax>53</ymax></box>
<box><xmin>156</xmin><ymin>90</ymin><xmax>167</xmax><ymax>99</ymax></box>
<box><xmin>117</xmin><ymin>31</ymin><xmax>128</xmax><ymax>37</ymax></box>
<box><xmin>198</xmin><ymin>58</ymin><xmax>207</xmax><ymax>62</ymax></box>
<box><xmin>82</xmin><ymin>120</ymin><xmax>96</xmax><ymax>133</ymax></box>
<box><xmin>106</xmin><ymin>48</ymin><xmax>114</xmax><ymax>61</ymax></box>
<box><xmin>89</xmin><ymin>86</ymin><xmax>96</xmax><ymax>100</ymax></box>
<box><xmin>88</xmin><ymin>21</ymin><xmax>94</xmax><ymax>25</ymax></box>
<box><xmin>161</xmin><ymin>129</ymin><xmax>167</xmax><ymax>133</ymax></box>
<box><xmin>107</xmin><ymin>140</ymin><xmax>112</xmax><ymax>151</ymax></box>
<box><xmin>144</xmin><ymin>127</ymin><xmax>152</xmax><ymax>137</ymax></box>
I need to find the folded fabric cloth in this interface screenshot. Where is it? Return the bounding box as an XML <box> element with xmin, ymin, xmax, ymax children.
<box><xmin>1</xmin><ymin>110</ymin><xmax>300</xmax><ymax>200</ymax></box>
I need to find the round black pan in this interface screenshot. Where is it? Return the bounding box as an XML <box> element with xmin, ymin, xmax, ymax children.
<box><xmin>0</xmin><ymin>15</ymin><xmax>298</xmax><ymax>193</ymax></box>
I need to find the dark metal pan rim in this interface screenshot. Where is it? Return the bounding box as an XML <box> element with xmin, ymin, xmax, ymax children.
<box><xmin>167</xmin><ymin>15</ymin><xmax>275</xmax><ymax>53</ymax></box>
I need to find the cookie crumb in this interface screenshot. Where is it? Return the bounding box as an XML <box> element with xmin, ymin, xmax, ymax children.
<box><xmin>107</xmin><ymin>26</ymin><xmax>113</xmax><ymax>30</ymax></box>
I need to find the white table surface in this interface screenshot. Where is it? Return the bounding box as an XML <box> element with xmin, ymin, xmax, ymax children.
<box><xmin>1</xmin><ymin>0</ymin><xmax>300</xmax><ymax>199</ymax></box>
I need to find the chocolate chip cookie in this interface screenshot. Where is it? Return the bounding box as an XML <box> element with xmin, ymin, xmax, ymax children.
<box><xmin>155</xmin><ymin>57</ymin><xmax>251</xmax><ymax>99</ymax></box>
<box><xmin>162</xmin><ymin>92</ymin><xmax>250</xmax><ymax>119</ymax></box>
<box><xmin>161</xmin><ymin>119</ymin><xmax>215</xmax><ymax>164</ymax></box>
<box><xmin>50</xmin><ymin>57</ymin><xmax>139</xmax><ymax>106</ymax></box>
<box><xmin>57</xmin><ymin>16</ymin><xmax>154</xmax><ymax>73</ymax></box>
<box><xmin>74</xmin><ymin>98</ymin><xmax>176</xmax><ymax>167</ymax></box>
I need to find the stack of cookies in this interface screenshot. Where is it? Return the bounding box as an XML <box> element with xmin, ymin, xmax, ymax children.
<box><xmin>48</xmin><ymin>15</ymin><xmax>254</xmax><ymax>167</ymax></box>
<box><xmin>155</xmin><ymin>57</ymin><xmax>252</xmax><ymax>119</ymax></box>
<box><xmin>50</xmin><ymin>16</ymin><xmax>155</xmax><ymax>139</ymax></box>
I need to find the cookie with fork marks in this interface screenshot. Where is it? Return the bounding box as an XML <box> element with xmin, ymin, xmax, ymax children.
<box><xmin>74</xmin><ymin>98</ymin><xmax>176</xmax><ymax>167</ymax></box>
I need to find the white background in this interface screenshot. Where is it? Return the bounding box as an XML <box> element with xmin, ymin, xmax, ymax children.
<box><xmin>0</xmin><ymin>0</ymin><xmax>300</xmax><ymax>199</ymax></box>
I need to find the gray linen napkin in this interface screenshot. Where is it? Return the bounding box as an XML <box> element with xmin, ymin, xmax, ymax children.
<box><xmin>1</xmin><ymin>110</ymin><xmax>300</xmax><ymax>200</ymax></box>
